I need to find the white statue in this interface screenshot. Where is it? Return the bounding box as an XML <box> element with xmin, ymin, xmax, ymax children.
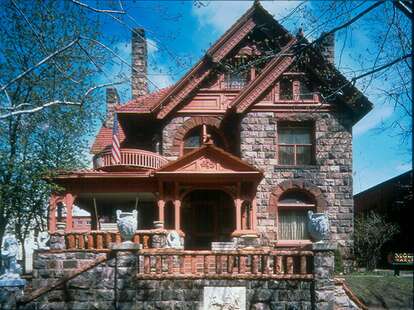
<box><xmin>36</xmin><ymin>231</ymin><xmax>50</xmax><ymax>250</ymax></box>
<box><xmin>0</xmin><ymin>235</ymin><xmax>22</xmax><ymax>280</ymax></box>
<box><xmin>166</xmin><ymin>231</ymin><xmax>183</xmax><ymax>249</ymax></box>
<box><xmin>307</xmin><ymin>210</ymin><xmax>330</xmax><ymax>242</ymax></box>
<box><xmin>116</xmin><ymin>210</ymin><xmax>138</xmax><ymax>243</ymax></box>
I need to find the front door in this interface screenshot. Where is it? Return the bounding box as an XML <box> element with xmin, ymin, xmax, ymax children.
<box><xmin>181</xmin><ymin>190</ymin><xmax>235</xmax><ymax>249</ymax></box>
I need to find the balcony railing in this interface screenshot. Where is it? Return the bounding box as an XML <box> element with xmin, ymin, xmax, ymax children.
<box><xmin>93</xmin><ymin>148</ymin><xmax>168</xmax><ymax>170</ymax></box>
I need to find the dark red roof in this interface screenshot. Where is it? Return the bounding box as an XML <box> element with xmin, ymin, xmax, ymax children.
<box><xmin>90</xmin><ymin>125</ymin><xmax>126</xmax><ymax>154</ymax></box>
<box><xmin>115</xmin><ymin>87</ymin><xmax>172</xmax><ymax>113</ymax></box>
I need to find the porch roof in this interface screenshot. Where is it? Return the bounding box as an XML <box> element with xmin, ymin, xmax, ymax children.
<box><xmin>155</xmin><ymin>143</ymin><xmax>263</xmax><ymax>181</ymax></box>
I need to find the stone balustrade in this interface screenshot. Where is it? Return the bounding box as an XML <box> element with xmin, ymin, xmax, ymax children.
<box><xmin>136</xmin><ymin>249</ymin><xmax>313</xmax><ymax>279</ymax></box>
<box><xmin>93</xmin><ymin>148</ymin><xmax>168</xmax><ymax>170</ymax></box>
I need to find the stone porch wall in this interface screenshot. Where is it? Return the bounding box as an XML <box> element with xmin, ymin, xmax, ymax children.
<box><xmin>23</xmin><ymin>251</ymin><xmax>313</xmax><ymax>310</ymax></box>
<box><xmin>240</xmin><ymin>112</ymin><xmax>354</xmax><ymax>265</ymax></box>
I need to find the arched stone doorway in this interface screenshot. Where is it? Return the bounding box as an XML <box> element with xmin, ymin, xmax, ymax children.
<box><xmin>181</xmin><ymin>190</ymin><xmax>235</xmax><ymax>249</ymax></box>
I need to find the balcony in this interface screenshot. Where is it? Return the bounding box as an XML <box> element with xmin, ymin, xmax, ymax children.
<box><xmin>93</xmin><ymin>148</ymin><xmax>168</xmax><ymax>170</ymax></box>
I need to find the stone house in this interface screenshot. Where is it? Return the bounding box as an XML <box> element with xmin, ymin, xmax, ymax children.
<box><xmin>21</xmin><ymin>2</ymin><xmax>372</xmax><ymax>309</ymax></box>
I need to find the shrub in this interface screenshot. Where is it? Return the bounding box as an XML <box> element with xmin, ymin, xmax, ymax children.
<box><xmin>354</xmin><ymin>211</ymin><xmax>399</xmax><ymax>271</ymax></box>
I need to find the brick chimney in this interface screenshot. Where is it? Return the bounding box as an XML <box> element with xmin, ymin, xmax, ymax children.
<box><xmin>104</xmin><ymin>87</ymin><xmax>120</xmax><ymax>127</ymax></box>
<box><xmin>319</xmin><ymin>32</ymin><xmax>335</xmax><ymax>64</ymax></box>
<box><xmin>131</xmin><ymin>28</ymin><xmax>148</xmax><ymax>99</ymax></box>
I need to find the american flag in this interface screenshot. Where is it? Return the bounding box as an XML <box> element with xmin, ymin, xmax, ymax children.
<box><xmin>111</xmin><ymin>113</ymin><xmax>121</xmax><ymax>165</ymax></box>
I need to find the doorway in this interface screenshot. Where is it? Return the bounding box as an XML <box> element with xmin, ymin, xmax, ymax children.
<box><xmin>181</xmin><ymin>190</ymin><xmax>235</xmax><ymax>249</ymax></box>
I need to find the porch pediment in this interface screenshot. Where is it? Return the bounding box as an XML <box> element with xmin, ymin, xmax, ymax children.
<box><xmin>155</xmin><ymin>144</ymin><xmax>262</xmax><ymax>177</ymax></box>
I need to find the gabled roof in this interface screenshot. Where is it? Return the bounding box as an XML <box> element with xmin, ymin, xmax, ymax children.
<box><xmin>114</xmin><ymin>1</ymin><xmax>372</xmax><ymax>124</ymax></box>
<box><xmin>150</xmin><ymin>1</ymin><xmax>291</xmax><ymax>119</ymax></box>
<box><xmin>116</xmin><ymin>87</ymin><xmax>172</xmax><ymax>113</ymax></box>
<box><xmin>156</xmin><ymin>143</ymin><xmax>263</xmax><ymax>179</ymax></box>
<box><xmin>90</xmin><ymin>125</ymin><xmax>126</xmax><ymax>154</ymax></box>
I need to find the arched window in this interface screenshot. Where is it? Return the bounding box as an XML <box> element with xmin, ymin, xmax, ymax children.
<box><xmin>182</xmin><ymin>126</ymin><xmax>226</xmax><ymax>155</ymax></box>
<box><xmin>278</xmin><ymin>190</ymin><xmax>315</xmax><ymax>240</ymax></box>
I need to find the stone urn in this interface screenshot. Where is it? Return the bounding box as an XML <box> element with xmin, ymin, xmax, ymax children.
<box><xmin>307</xmin><ymin>210</ymin><xmax>330</xmax><ymax>242</ymax></box>
<box><xmin>116</xmin><ymin>210</ymin><xmax>137</xmax><ymax>243</ymax></box>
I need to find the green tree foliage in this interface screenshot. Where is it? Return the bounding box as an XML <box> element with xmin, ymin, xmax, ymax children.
<box><xmin>354</xmin><ymin>211</ymin><xmax>399</xmax><ymax>271</ymax></box>
<box><xmin>0</xmin><ymin>0</ymin><xmax>110</xmax><ymax>269</ymax></box>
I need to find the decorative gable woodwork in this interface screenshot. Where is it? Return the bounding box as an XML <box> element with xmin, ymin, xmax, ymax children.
<box><xmin>156</xmin><ymin>144</ymin><xmax>262</xmax><ymax>178</ymax></box>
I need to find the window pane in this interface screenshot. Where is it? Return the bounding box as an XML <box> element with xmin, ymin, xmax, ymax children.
<box><xmin>225</xmin><ymin>72</ymin><xmax>247</xmax><ymax>89</ymax></box>
<box><xmin>293</xmin><ymin>128</ymin><xmax>312</xmax><ymax>144</ymax></box>
<box><xmin>278</xmin><ymin>210</ymin><xmax>310</xmax><ymax>240</ymax></box>
<box><xmin>296</xmin><ymin>145</ymin><xmax>312</xmax><ymax>165</ymax></box>
<box><xmin>184</xmin><ymin>131</ymin><xmax>201</xmax><ymax>148</ymax></box>
<box><xmin>279</xmin><ymin>145</ymin><xmax>294</xmax><ymax>165</ymax></box>
<box><xmin>299</xmin><ymin>82</ymin><xmax>314</xmax><ymax>100</ymax></box>
<box><xmin>279</xmin><ymin>79</ymin><xmax>293</xmax><ymax>100</ymax></box>
<box><xmin>279</xmin><ymin>127</ymin><xmax>311</xmax><ymax>144</ymax></box>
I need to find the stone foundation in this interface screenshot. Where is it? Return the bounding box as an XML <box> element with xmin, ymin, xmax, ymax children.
<box><xmin>22</xmin><ymin>251</ymin><xmax>315</xmax><ymax>309</ymax></box>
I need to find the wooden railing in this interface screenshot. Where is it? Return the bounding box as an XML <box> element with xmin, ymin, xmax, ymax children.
<box><xmin>135</xmin><ymin>249</ymin><xmax>313</xmax><ymax>280</ymax></box>
<box><xmin>93</xmin><ymin>148</ymin><xmax>168</xmax><ymax>170</ymax></box>
<box><xmin>63</xmin><ymin>231</ymin><xmax>164</xmax><ymax>250</ymax></box>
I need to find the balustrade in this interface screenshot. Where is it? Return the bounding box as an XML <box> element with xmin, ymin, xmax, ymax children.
<box><xmin>135</xmin><ymin>249</ymin><xmax>313</xmax><ymax>279</ymax></box>
<box><xmin>61</xmin><ymin>231</ymin><xmax>158</xmax><ymax>250</ymax></box>
<box><xmin>93</xmin><ymin>148</ymin><xmax>168</xmax><ymax>170</ymax></box>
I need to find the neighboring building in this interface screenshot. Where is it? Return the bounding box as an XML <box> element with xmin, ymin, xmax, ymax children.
<box><xmin>354</xmin><ymin>170</ymin><xmax>413</xmax><ymax>267</ymax></box>
<box><xmin>25</xmin><ymin>2</ymin><xmax>373</xmax><ymax>308</ymax></box>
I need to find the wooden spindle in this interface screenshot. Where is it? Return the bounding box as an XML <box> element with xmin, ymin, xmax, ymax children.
<box><xmin>96</xmin><ymin>233</ymin><xmax>103</xmax><ymax>249</ymax></box>
<box><xmin>105</xmin><ymin>233</ymin><xmax>112</xmax><ymax>248</ymax></box>
<box><xmin>239</xmin><ymin>255</ymin><xmax>247</xmax><ymax>274</ymax></box>
<box><xmin>263</xmin><ymin>255</ymin><xmax>270</xmax><ymax>274</ymax></box>
<box><xmin>252</xmin><ymin>255</ymin><xmax>259</xmax><ymax>274</ymax></box>
<box><xmin>191</xmin><ymin>255</ymin><xmax>197</xmax><ymax>274</ymax></box>
<box><xmin>180</xmin><ymin>255</ymin><xmax>185</xmax><ymax>274</ymax></box>
<box><xmin>144</xmin><ymin>255</ymin><xmax>150</xmax><ymax>274</ymax></box>
<box><xmin>275</xmin><ymin>256</ymin><xmax>283</xmax><ymax>274</ymax></box>
<box><xmin>67</xmin><ymin>234</ymin><xmax>75</xmax><ymax>249</ymax></box>
<box><xmin>87</xmin><ymin>234</ymin><xmax>94</xmax><ymax>249</ymax></box>
<box><xmin>143</xmin><ymin>235</ymin><xmax>150</xmax><ymax>249</ymax></box>
<box><xmin>286</xmin><ymin>256</ymin><xmax>293</xmax><ymax>274</ymax></box>
<box><xmin>216</xmin><ymin>255</ymin><xmax>222</xmax><ymax>274</ymax></box>
<box><xmin>300</xmin><ymin>255</ymin><xmax>307</xmax><ymax>274</ymax></box>
<box><xmin>228</xmin><ymin>255</ymin><xmax>234</xmax><ymax>274</ymax></box>
<box><xmin>155</xmin><ymin>256</ymin><xmax>162</xmax><ymax>274</ymax></box>
<box><xmin>204</xmin><ymin>255</ymin><xmax>209</xmax><ymax>274</ymax></box>
<box><xmin>78</xmin><ymin>234</ymin><xmax>85</xmax><ymax>249</ymax></box>
<box><xmin>167</xmin><ymin>255</ymin><xmax>173</xmax><ymax>274</ymax></box>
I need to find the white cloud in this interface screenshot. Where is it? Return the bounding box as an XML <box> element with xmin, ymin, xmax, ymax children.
<box><xmin>353</xmin><ymin>103</ymin><xmax>394</xmax><ymax>136</ymax></box>
<box><xmin>192</xmin><ymin>1</ymin><xmax>302</xmax><ymax>34</ymax></box>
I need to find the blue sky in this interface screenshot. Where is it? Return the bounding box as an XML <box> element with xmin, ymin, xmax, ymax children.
<box><xmin>94</xmin><ymin>0</ymin><xmax>412</xmax><ymax>194</ymax></box>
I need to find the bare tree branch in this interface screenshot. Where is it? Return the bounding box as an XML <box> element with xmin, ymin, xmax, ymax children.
<box><xmin>69</xmin><ymin>0</ymin><xmax>125</xmax><ymax>14</ymax></box>
<box><xmin>0</xmin><ymin>80</ymin><xmax>128</xmax><ymax>119</ymax></box>
<box><xmin>0</xmin><ymin>38</ymin><xmax>80</xmax><ymax>94</ymax></box>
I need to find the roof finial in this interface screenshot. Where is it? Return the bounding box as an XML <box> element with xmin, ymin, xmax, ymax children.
<box><xmin>253</xmin><ymin>0</ymin><xmax>261</xmax><ymax>7</ymax></box>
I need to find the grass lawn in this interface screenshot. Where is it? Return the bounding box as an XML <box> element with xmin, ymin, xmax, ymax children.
<box><xmin>344</xmin><ymin>271</ymin><xmax>413</xmax><ymax>309</ymax></box>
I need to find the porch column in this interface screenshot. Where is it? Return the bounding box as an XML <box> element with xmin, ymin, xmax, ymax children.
<box><xmin>252</xmin><ymin>197</ymin><xmax>257</xmax><ymax>231</ymax></box>
<box><xmin>174</xmin><ymin>200</ymin><xmax>181</xmax><ymax>231</ymax></box>
<box><xmin>157</xmin><ymin>200</ymin><xmax>165</xmax><ymax>227</ymax></box>
<box><xmin>64</xmin><ymin>193</ymin><xmax>75</xmax><ymax>232</ymax></box>
<box><xmin>49</xmin><ymin>195</ymin><xmax>57</xmax><ymax>233</ymax></box>
<box><xmin>235</xmin><ymin>198</ymin><xmax>242</xmax><ymax>232</ymax></box>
